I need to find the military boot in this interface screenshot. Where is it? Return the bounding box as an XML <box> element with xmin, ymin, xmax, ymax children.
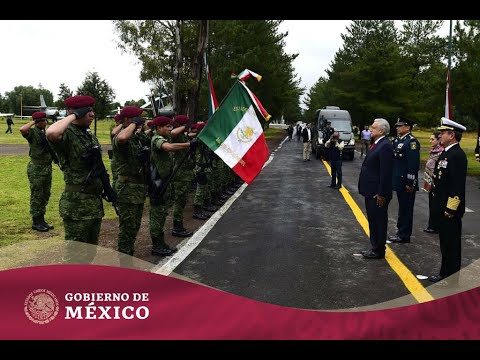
<box><xmin>32</xmin><ymin>216</ymin><xmax>49</xmax><ymax>232</ymax></box>
<box><xmin>151</xmin><ymin>233</ymin><xmax>177</xmax><ymax>256</ymax></box>
<box><xmin>202</xmin><ymin>200</ymin><xmax>218</xmax><ymax>213</ymax></box>
<box><xmin>193</xmin><ymin>205</ymin><xmax>210</xmax><ymax>220</ymax></box>
<box><xmin>40</xmin><ymin>215</ymin><xmax>54</xmax><ymax>230</ymax></box>
<box><xmin>172</xmin><ymin>220</ymin><xmax>193</xmax><ymax>237</ymax></box>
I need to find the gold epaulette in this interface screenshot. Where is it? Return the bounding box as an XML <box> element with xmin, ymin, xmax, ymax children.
<box><xmin>447</xmin><ymin>196</ymin><xmax>461</xmax><ymax>211</ymax></box>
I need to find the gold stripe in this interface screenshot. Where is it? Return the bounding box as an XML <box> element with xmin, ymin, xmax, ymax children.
<box><xmin>447</xmin><ymin>196</ymin><xmax>461</xmax><ymax>211</ymax></box>
<box><xmin>322</xmin><ymin>159</ymin><xmax>433</xmax><ymax>303</ymax></box>
<box><xmin>437</xmin><ymin>125</ymin><xmax>454</xmax><ymax>130</ymax></box>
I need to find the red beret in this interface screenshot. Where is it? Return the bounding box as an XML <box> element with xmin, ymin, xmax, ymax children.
<box><xmin>195</xmin><ymin>122</ymin><xmax>206</xmax><ymax>131</ymax></box>
<box><xmin>151</xmin><ymin>116</ymin><xmax>172</xmax><ymax>127</ymax></box>
<box><xmin>120</xmin><ymin>106</ymin><xmax>143</xmax><ymax>118</ymax></box>
<box><xmin>32</xmin><ymin>112</ymin><xmax>47</xmax><ymax>120</ymax></box>
<box><xmin>174</xmin><ymin>115</ymin><xmax>190</xmax><ymax>125</ymax></box>
<box><xmin>114</xmin><ymin>114</ymin><xmax>123</xmax><ymax>122</ymax></box>
<box><xmin>64</xmin><ymin>95</ymin><xmax>96</xmax><ymax>109</ymax></box>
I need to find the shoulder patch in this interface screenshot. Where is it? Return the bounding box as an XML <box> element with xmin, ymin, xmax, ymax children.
<box><xmin>410</xmin><ymin>142</ymin><xmax>417</xmax><ymax>150</ymax></box>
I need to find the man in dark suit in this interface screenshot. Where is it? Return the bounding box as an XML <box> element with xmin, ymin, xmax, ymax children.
<box><xmin>388</xmin><ymin>116</ymin><xmax>421</xmax><ymax>244</ymax></box>
<box><xmin>358</xmin><ymin>118</ymin><xmax>394</xmax><ymax>259</ymax></box>
<box><xmin>302</xmin><ymin>123</ymin><xmax>312</xmax><ymax>161</ymax></box>
<box><xmin>428</xmin><ymin>118</ymin><xmax>467</xmax><ymax>284</ymax></box>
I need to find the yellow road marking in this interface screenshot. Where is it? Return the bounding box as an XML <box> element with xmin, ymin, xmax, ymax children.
<box><xmin>322</xmin><ymin>159</ymin><xmax>433</xmax><ymax>302</ymax></box>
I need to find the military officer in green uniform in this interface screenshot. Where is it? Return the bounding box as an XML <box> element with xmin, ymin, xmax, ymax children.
<box><xmin>20</xmin><ymin>111</ymin><xmax>56</xmax><ymax>232</ymax></box>
<box><xmin>388</xmin><ymin>116</ymin><xmax>420</xmax><ymax>244</ymax></box>
<box><xmin>149</xmin><ymin>116</ymin><xmax>194</xmax><ymax>256</ymax></box>
<box><xmin>171</xmin><ymin>114</ymin><xmax>196</xmax><ymax>237</ymax></box>
<box><xmin>46</xmin><ymin>95</ymin><xmax>106</xmax><ymax>263</ymax></box>
<box><xmin>113</xmin><ymin>106</ymin><xmax>147</xmax><ymax>257</ymax></box>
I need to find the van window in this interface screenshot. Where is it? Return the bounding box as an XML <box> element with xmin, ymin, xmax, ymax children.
<box><xmin>330</xmin><ymin>120</ymin><xmax>351</xmax><ymax>132</ymax></box>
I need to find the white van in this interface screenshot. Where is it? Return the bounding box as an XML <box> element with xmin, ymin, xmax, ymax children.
<box><xmin>312</xmin><ymin>106</ymin><xmax>355</xmax><ymax>160</ymax></box>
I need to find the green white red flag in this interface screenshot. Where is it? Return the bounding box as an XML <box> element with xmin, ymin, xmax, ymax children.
<box><xmin>198</xmin><ymin>80</ymin><xmax>269</xmax><ymax>184</ymax></box>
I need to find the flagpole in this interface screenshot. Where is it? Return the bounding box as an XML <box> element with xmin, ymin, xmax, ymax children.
<box><xmin>445</xmin><ymin>20</ymin><xmax>453</xmax><ymax>120</ymax></box>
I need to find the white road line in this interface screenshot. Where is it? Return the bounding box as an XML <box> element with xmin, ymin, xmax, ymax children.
<box><xmin>465</xmin><ymin>207</ymin><xmax>474</xmax><ymax>213</ymax></box>
<box><xmin>152</xmin><ymin>137</ymin><xmax>286</xmax><ymax>276</ymax></box>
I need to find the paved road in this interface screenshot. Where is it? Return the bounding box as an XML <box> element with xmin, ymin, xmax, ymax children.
<box><xmin>0</xmin><ymin>144</ymin><xmax>112</xmax><ymax>155</ymax></box>
<box><xmin>158</xmin><ymin>137</ymin><xmax>480</xmax><ymax>310</ymax></box>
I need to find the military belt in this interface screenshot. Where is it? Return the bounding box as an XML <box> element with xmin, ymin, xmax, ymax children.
<box><xmin>118</xmin><ymin>175</ymin><xmax>145</xmax><ymax>184</ymax></box>
<box><xmin>64</xmin><ymin>183</ymin><xmax>103</xmax><ymax>195</ymax></box>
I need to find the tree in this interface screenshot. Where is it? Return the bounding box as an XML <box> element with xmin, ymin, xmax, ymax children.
<box><xmin>398</xmin><ymin>20</ymin><xmax>447</xmax><ymax>126</ymax></box>
<box><xmin>452</xmin><ymin>20</ymin><xmax>480</xmax><ymax>132</ymax></box>
<box><xmin>55</xmin><ymin>83</ymin><xmax>73</xmax><ymax>109</ymax></box>
<box><xmin>324</xmin><ymin>20</ymin><xmax>410</xmax><ymax>130</ymax></box>
<box><xmin>4</xmin><ymin>86</ymin><xmax>54</xmax><ymax>116</ymax></box>
<box><xmin>113</xmin><ymin>20</ymin><xmax>303</xmax><ymax>123</ymax></box>
<box><xmin>76</xmin><ymin>71</ymin><xmax>115</xmax><ymax>121</ymax></box>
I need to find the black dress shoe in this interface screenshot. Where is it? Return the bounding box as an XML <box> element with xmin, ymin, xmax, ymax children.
<box><xmin>427</xmin><ymin>275</ymin><xmax>444</xmax><ymax>283</ymax></box>
<box><xmin>388</xmin><ymin>235</ymin><xmax>410</xmax><ymax>243</ymax></box>
<box><xmin>362</xmin><ymin>250</ymin><xmax>384</xmax><ymax>259</ymax></box>
<box><xmin>423</xmin><ymin>228</ymin><xmax>438</xmax><ymax>234</ymax></box>
<box><xmin>334</xmin><ymin>185</ymin><xmax>342</xmax><ymax>189</ymax></box>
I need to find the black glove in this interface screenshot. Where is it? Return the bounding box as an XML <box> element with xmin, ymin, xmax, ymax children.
<box><xmin>73</xmin><ymin>107</ymin><xmax>92</xmax><ymax>119</ymax></box>
<box><xmin>190</xmin><ymin>137</ymin><xmax>198</xmax><ymax>151</ymax></box>
<box><xmin>131</xmin><ymin>116</ymin><xmax>145</xmax><ymax>126</ymax></box>
<box><xmin>184</xmin><ymin>118</ymin><xmax>195</xmax><ymax>130</ymax></box>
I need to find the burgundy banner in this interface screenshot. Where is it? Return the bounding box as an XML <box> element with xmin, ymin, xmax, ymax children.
<box><xmin>0</xmin><ymin>265</ymin><xmax>479</xmax><ymax>340</ymax></box>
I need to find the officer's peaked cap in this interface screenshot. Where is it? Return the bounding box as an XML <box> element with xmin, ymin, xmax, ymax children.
<box><xmin>437</xmin><ymin>117</ymin><xmax>466</xmax><ymax>132</ymax></box>
<box><xmin>395</xmin><ymin>116</ymin><xmax>415</xmax><ymax>127</ymax></box>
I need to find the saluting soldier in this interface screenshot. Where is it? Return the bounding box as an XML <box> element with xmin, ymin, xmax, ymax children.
<box><xmin>388</xmin><ymin>116</ymin><xmax>420</xmax><ymax>244</ymax></box>
<box><xmin>113</xmin><ymin>106</ymin><xmax>147</xmax><ymax>258</ymax></box>
<box><xmin>428</xmin><ymin>118</ymin><xmax>467</xmax><ymax>284</ymax></box>
<box><xmin>46</xmin><ymin>95</ymin><xmax>104</xmax><ymax>263</ymax></box>
<box><xmin>110</xmin><ymin>113</ymin><xmax>124</xmax><ymax>189</ymax></box>
<box><xmin>171</xmin><ymin>115</ymin><xmax>196</xmax><ymax>237</ymax></box>
<box><xmin>149</xmin><ymin>116</ymin><xmax>194</xmax><ymax>256</ymax></box>
<box><xmin>20</xmin><ymin>111</ymin><xmax>56</xmax><ymax>232</ymax></box>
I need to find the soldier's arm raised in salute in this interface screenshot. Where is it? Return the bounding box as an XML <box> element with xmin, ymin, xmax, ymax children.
<box><xmin>46</xmin><ymin>107</ymin><xmax>92</xmax><ymax>143</ymax></box>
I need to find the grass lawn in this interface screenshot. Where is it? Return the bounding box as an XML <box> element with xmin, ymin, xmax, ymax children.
<box><xmin>0</xmin><ymin>155</ymin><xmax>117</xmax><ymax>249</ymax></box>
<box><xmin>0</xmin><ymin>117</ymin><xmax>117</xmax><ymax>145</ymax></box>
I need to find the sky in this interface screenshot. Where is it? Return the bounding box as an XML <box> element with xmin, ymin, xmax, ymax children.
<box><xmin>0</xmin><ymin>20</ymin><xmax>452</xmax><ymax>108</ymax></box>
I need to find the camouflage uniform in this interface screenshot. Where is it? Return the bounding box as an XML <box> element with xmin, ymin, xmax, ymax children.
<box><xmin>172</xmin><ymin>131</ymin><xmax>195</xmax><ymax>232</ymax></box>
<box><xmin>23</xmin><ymin>126</ymin><xmax>53</xmax><ymax>226</ymax></box>
<box><xmin>110</xmin><ymin>131</ymin><xmax>119</xmax><ymax>190</ymax></box>
<box><xmin>193</xmin><ymin>142</ymin><xmax>212</xmax><ymax>219</ymax></box>
<box><xmin>49</xmin><ymin>124</ymin><xmax>104</xmax><ymax>263</ymax></box>
<box><xmin>113</xmin><ymin>130</ymin><xmax>147</xmax><ymax>256</ymax></box>
<box><xmin>149</xmin><ymin>133</ymin><xmax>175</xmax><ymax>254</ymax></box>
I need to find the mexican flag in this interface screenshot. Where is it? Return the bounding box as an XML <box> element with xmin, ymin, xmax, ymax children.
<box><xmin>198</xmin><ymin>80</ymin><xmax>269</xmax><ymax>184</ymax></box>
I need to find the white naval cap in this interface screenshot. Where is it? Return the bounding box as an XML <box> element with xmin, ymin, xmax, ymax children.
<box><xmin>437</xmin><ymin>117</ymin><xmax>467</xmax><ymax>132</ymax></box>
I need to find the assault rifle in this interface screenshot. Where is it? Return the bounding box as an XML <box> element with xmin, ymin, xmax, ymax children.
<box><xmin>82</xmin><ymin>145</ymin><xmax>119</xmax><ymax>216</ymax></box>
